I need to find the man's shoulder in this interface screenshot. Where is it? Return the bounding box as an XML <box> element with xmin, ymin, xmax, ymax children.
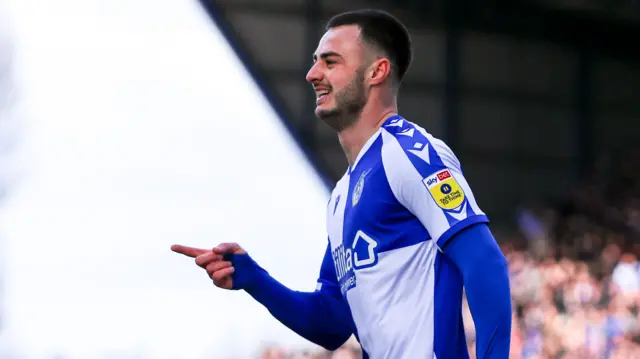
<box><xmin>381</xmin><ymin>116</ymin><xmax>451</xmax><ymax>155</ymax></box>
<box><xmin>380</xmin><ymin>116</ymin><xmax>459</xmax><ymax>170</ymax></box>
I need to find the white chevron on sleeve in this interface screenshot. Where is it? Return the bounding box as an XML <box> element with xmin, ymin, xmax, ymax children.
<box><xmin>408</xmin><ymin>143</ymin><xmax>430</xmax><ymax>164</ymax></box>
<box><xmin>397</xmin><ymin>128</ymin><xmax>415</xmax><ymax>137</ymax></box>
<box><xmin>448</xmin><ymin>203</ymin><xmax>468</xmax><ymax>221</ymax></box>
<box><xmin>386</xmin><ymin>119</ymin><xmax>404</xmax><ymax>127</ymax></box>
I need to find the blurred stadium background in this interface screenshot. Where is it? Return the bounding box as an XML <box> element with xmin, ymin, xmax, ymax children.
<box><xmin>0</xmin><ymin>0</ymin><xmax>639</xmax><ymax>358</ymax></box>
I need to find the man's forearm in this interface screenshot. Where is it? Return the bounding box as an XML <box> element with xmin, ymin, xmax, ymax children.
<box><xmin>445</xmin><ymin>224</ymin><xmax>512</xmax><ymax>359</ymax></box>
<box><xmin>228</xmin><ymin>254</ymin><xmax>353</xmax><ymax>350</ymax></box>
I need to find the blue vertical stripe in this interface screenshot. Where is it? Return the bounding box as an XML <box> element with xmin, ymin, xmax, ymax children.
<box><xmin>433</xmin><ymin>251</ymin><xmax>470</xmax><ymax>359</ymax></box>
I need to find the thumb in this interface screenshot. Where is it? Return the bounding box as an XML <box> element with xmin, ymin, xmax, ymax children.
<box><xmin>212</xmin><ymin>242</ymin><xmax>246</xmax><ymax>255</ymax></box>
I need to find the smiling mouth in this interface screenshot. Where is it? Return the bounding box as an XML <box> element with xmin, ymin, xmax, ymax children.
<box><xmin>315</xmin><ymin>89</ymin><xmax>331</xmax><ymax>104</ymax></box>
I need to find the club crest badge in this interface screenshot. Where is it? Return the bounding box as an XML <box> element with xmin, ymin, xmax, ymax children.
<box><xmin>352</xmin><ymin>169</ymin><xmax>370</xmax><ymax>206</ymax></box>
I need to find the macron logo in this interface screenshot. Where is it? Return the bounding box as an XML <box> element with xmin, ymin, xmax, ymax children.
<box><xmin>408</xmin><ymin>142</ymin><xmax>430</xmax><ymax>164</ymax></box>
<box><xmin>397</xmin><ymin>128</ymin><xmax>415</xmax><ymax>137</ymax></box>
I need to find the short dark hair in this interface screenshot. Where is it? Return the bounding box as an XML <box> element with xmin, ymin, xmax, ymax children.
<box><xmin>326</xmin><ymin>9</ymin><xmax>412</xmax><ymax>85</ymax></box>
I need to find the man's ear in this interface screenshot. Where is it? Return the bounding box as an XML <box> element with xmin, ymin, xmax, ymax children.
<box><xmin>367</xmin><ymin>57</ymin><xmax>391</xmax><ymax>86</ymax></box>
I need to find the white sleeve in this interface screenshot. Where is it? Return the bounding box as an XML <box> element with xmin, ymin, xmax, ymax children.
<box><xmin>381</xmin><ymin>128</ymin><xmax>489</xmax><ymax>251</ymax></box>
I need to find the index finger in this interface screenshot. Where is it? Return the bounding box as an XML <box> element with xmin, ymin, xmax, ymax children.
<box><xmin>171</xmin><ymin>244</ymin><xmax>211</xmax><ymax>258</ymax></box>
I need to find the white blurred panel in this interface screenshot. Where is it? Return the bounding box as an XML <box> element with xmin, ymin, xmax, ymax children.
<box><xmin>0</xmin><ymin>0</ymin><xmax>330</xmax><ymax>358</ymax></box>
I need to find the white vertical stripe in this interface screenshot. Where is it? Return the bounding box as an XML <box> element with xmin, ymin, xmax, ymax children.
<box><xmin>326</xmin><ymin>173</ymin><xmax>350</xmax><ymax>252</ymax></box>
<box><xmin>348</xmin><ymin>241</ymin><xmax>438</xmax><ymax>359</ymax></box>
<box><xmin>380</xmin><ymin>129</ymin><xmax>451</xmax><ymax>242</ymax></box>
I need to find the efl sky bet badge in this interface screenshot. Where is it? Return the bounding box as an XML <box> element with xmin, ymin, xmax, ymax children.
<box><xmin>423</xmin><ymin>169</ymin><xmax>465</xmax><ymax>210</ymax></box>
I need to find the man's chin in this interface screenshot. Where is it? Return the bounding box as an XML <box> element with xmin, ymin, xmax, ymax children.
<box><xmin>315</xmin><ymin>107</ymin><xmax>339</xmax><ymax>120</ymax></box>
<box><xmin>315</xmin><ymin>108</ymin><xmax>355</xmax><ymax>132</ymax></box>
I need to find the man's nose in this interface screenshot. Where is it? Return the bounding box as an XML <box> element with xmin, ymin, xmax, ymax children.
<box><xmin>306</xmin><ymin>63</ymin><xmax>322</xmax><ymax>84</ymax></box>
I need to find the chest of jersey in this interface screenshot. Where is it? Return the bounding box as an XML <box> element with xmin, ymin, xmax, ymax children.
<box><xmin>326</xmin><ymin>166</ymin><xmax>379</xmax><ymax>294</ymax></box>
<box><xmin>325</xmin><ymin>162</ymin><xmax>427</xmax><ymax>297</ymax></box>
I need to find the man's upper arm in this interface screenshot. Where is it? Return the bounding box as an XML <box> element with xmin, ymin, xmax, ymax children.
<box><xmin>381</xmin><ymin>124</ymin><xmax>489</xmax><ymax>250</ymax></box>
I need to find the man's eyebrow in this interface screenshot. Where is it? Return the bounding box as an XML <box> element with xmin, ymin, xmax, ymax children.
<box><xmin>312</xmin><ymin>51</ymin><xmax>342</xmax><ymax>61</ymax></box>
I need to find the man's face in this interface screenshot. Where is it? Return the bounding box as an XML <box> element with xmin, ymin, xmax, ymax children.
<box><xmin>306</xmin><ymin>25</ymin><xmax>368</xmax><ymax>132</ymax></box>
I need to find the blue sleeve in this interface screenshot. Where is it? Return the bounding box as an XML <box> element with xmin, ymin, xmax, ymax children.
<box><xmin>444</xmin><ymin>223</ymin><xmax>512</xmax><ymax>359</ymax></box>
<box><xmin>226</xmin><ymin>243</ymin><xmax>353</xmax><ymax>350</ymax></box>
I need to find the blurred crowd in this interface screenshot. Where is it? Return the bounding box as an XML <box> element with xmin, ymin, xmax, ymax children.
<box><xmin>257</xmin><ymin>337</ymin><xmax>362</xmax><ymax>359</ymax></box>
<box><xmin>257</xmin><ymin>148</ymin><xmax>640</xmax><ymax>359</ymax></box>
<box><xmin>498</xmin><ymin>147</ymin><xmax>640</xmax><ymax>359</ymax></box>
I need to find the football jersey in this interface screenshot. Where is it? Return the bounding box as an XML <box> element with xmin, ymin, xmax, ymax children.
<box><xmin>316</xmin><ymin>115</ymin><xmax>489</xmax><ymax>359</ymax></box>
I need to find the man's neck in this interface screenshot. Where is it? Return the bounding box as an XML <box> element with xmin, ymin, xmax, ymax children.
<box><xmin>338</xmin><ymin>109</ymin><xmax>397</xmax><ymax>166</ymax></box>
